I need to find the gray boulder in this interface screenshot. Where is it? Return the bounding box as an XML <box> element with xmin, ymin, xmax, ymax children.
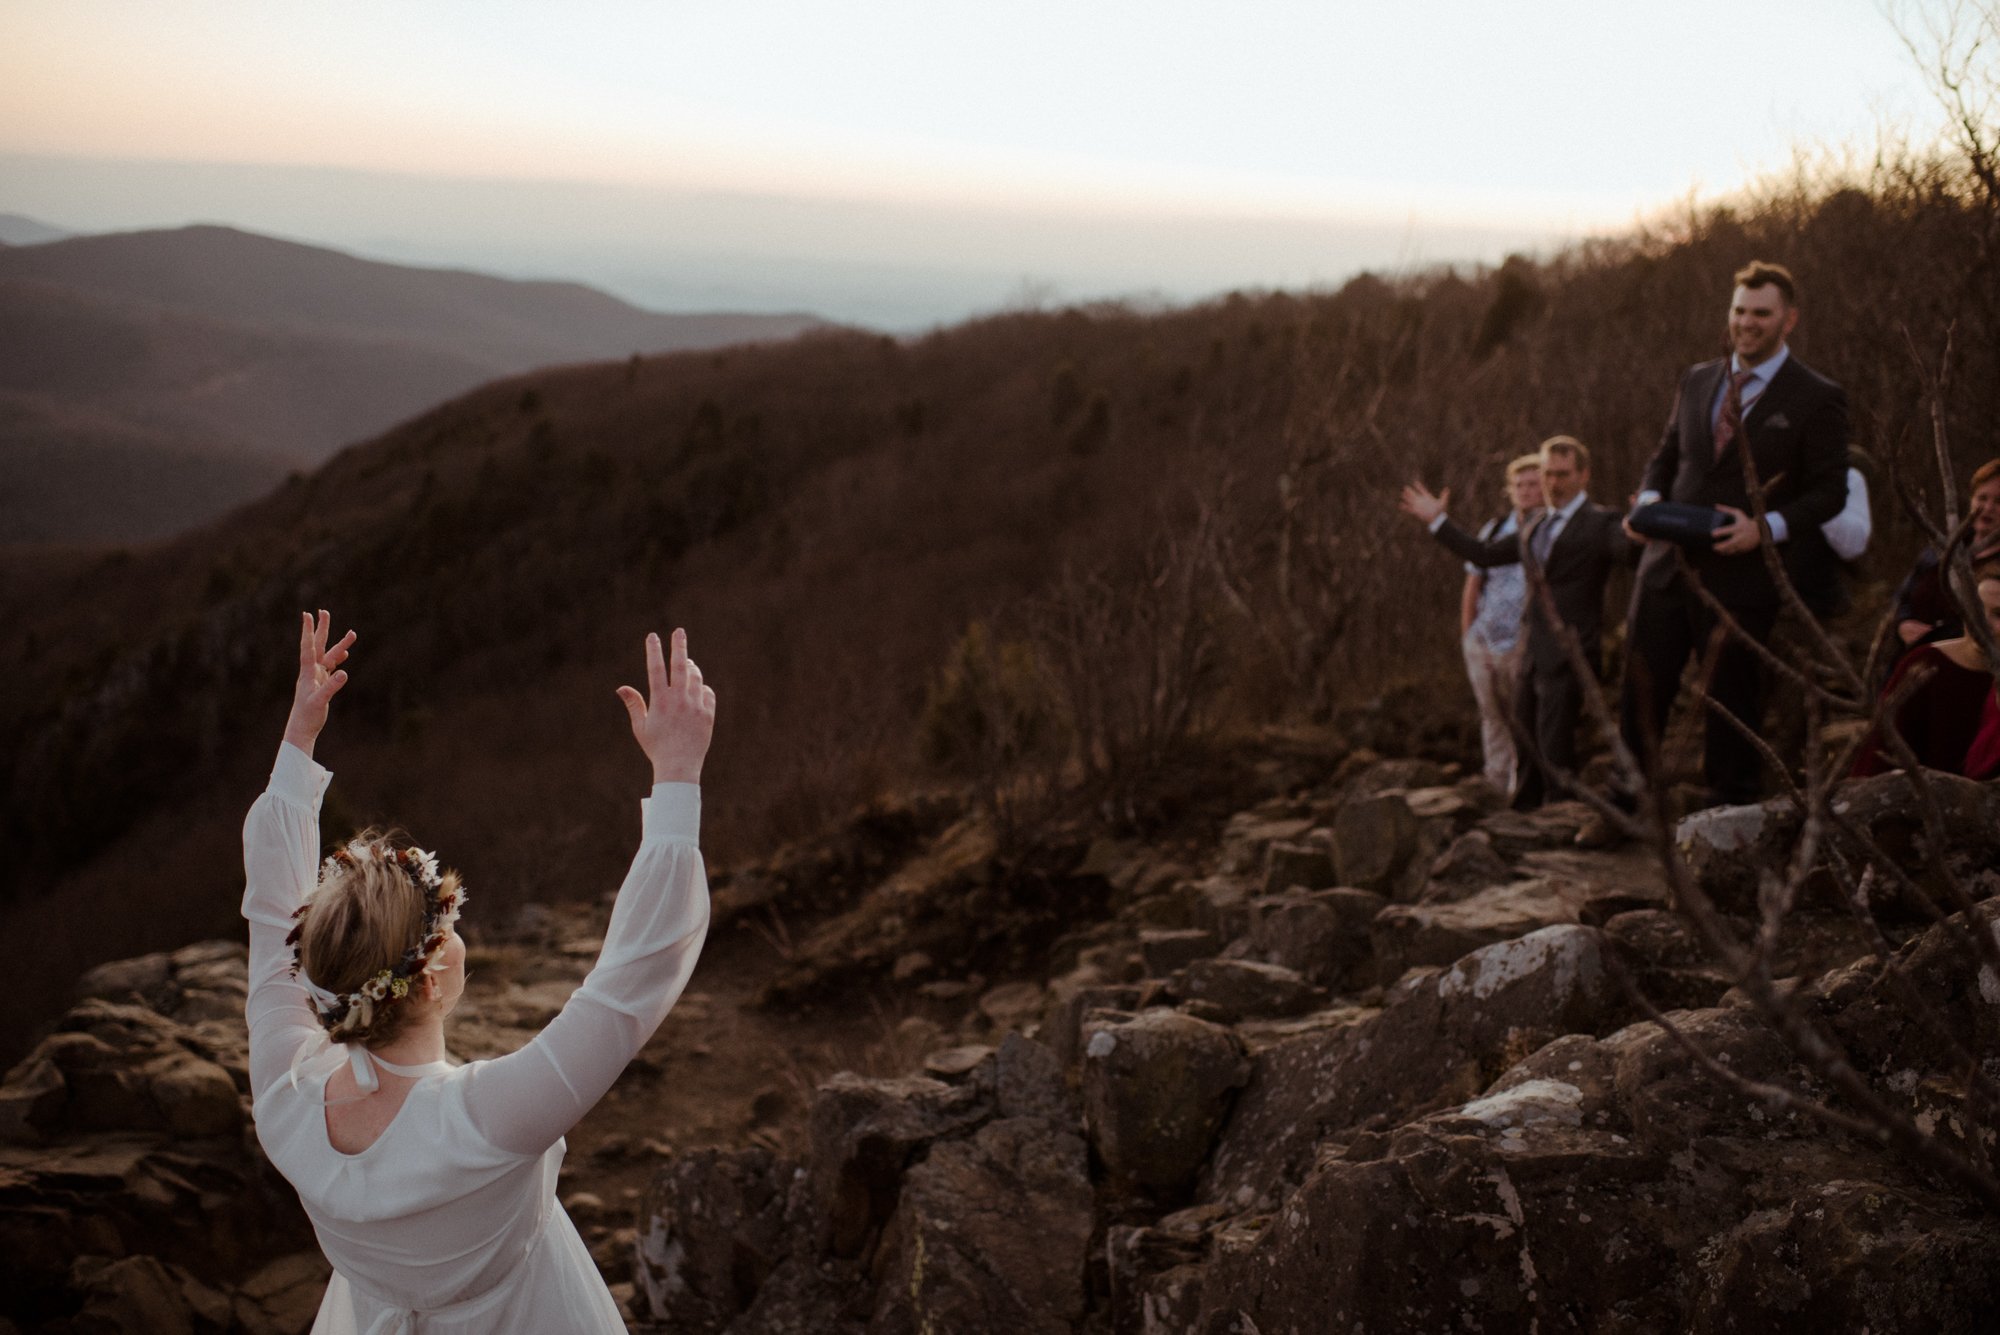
<box><xmin>806</xmin><ymin>1073</ymin><xmax>988</xmax><ymax>1256</ymax></box>
<box><xmin>1370</xmin><ymin>876</ymin><xmax>1578</xmax><ymax>981</ymax></box>
<box><xmin>1603</xmin><ymin>908</ymin><xmax>1731</xmax><ymax>1011</ymax></box>
<box><xmin>73</xmin><ymin>952</ymin><xmax>174</xmax><ymax>1006</ymax></box>
<box><xmin>633</xmin><ymin>1147</ymin><xmax>794</xmax><ymax>1332</ymax></box>
<box><xmin>1423</xmin><ymin>828</ymin><xmax>1515</xmax><ymax>900</ymax></box>
<box><xmin>1204</xmin><ymin>925</ymin><xmax>1627</xmax><ymax>1207</ymax></box>
<box><xmin>1170</xmin><ymin>959</ymin><xmax>1327</xmax><ymax>1021</ymax></box>
<box><xmin>871</xmin><ymin>1117</ymin><xmax>1092</xmax><ymax>1335</ymax></box>
<box><xmin>1138</xmin><ymin>928</ymin><xmax>1221</xmax><ymax>977</ymax></box>
<box><xmin>1196</xmin><ymin>983</ymin><xmax>2000</xmax><ymax>1335</ymax></box>
<box><xmin>1039</xmin><ymin>982</ymin><xmax>1145</xmax><ymax>1073</ymax></box>
<box><xmin>990</xmin><ymin>1032</ymin><xmax>1072</xmax><ymax>1122</ymax></box>
<box><xmin>1082</xmin><ymin>1010</ymin><xmax>1249</xmax><ymax>1194</ymax></box>
<box><xmin>1330</xmin><ymin>792</ymin><xmax>1419</xmax><ymax>892</ymax></box>
<box><xmin>1243</xmin><ymin>888</ymin><xmax>1382</xmax><ymax>990</ymax></box>
<box><xmin>1262</xmin><ymin>840</ymin><xmax>1337</xmax><ymax>895</ymax></box>
<box><xmin>1215</xmin><ymin>810</ymin><xmax>1314</xmax><ymax>876</ymax></box>
<box><xmin>1677</xmin><ymin>771</ymin><xmax>2000</xmax><ymax>918</ymax></box>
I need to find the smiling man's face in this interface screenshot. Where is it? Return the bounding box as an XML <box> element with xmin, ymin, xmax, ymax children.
<box><xmin>1728</xmin><ymin>282</ymin><xmax>1797</xmax><ymax>366</ymax></box>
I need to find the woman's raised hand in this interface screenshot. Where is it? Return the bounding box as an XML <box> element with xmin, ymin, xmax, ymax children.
<box><xmin>616</xmin><ymin>628</ymin><xmax>716</xmax><ymax>785</ymax></box>
<box><xmin>282</xmin><ymin>610</ymin><xmax>355</xmax><ymax>758</ymax></box>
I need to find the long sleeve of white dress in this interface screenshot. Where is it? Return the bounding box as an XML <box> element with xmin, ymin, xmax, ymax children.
<box><xmin>242</xmin><ymin>742</ymin><xmax>711</xmax><ymax>1156</ymax></box>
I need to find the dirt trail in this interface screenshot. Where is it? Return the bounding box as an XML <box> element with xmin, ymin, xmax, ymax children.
<box><xmin>449</xmin><ymin>906</ymin><xmax>930</xmax><ymax>1233</ymax></box>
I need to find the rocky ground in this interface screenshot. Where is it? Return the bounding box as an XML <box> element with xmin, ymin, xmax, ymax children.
<box><xmin>5</xmin><ymin>733</ymin><xmax>2000</xmax><ymax>1332</ymax></box>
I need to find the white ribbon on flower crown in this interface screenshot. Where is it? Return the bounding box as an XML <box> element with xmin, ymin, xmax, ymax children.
<box><xmin>297</xmin><ymin>972</ymin><xmax>346</xmax><ymax>1014</ymax></box>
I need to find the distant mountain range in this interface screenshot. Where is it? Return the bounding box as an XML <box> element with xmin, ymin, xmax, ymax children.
<box><xmin>0</xmin><ymin>213</ymin><xmax>74</xmax><ymax>246</ymax></box>
<box><xmin>0</xmin><ymin>222</ymin><xmax>823</xmax><ymax>543</ymax></box>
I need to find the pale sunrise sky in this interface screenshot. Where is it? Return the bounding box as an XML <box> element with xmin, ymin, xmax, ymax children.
<box><xmin>0</xmin><ymin>0</ymin><xmax>1945</xmax><ymax>327</ymax></box>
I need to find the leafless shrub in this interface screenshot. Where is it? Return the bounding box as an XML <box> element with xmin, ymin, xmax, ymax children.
<box><xmin>1033</xmin><ymin>507</ymin><xmax>1225</xmax><ymax>827</ymax></box>
<box><xmin>917</xmin><ymin>619</ymin><xmax>1067</xmax><ymax>850</ymax></box>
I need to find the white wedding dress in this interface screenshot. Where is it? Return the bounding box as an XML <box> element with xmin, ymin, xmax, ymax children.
<box><xmin>242</xmin><ymin>743</ymin><xmax>710</xmax><ymax>1333</ymax></box>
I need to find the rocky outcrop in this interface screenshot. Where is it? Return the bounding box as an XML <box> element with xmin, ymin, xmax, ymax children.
<box><xmin>0</xmin><ymin>944</ymin><xmax>319</xmax><ymax>1334</ymax></box>
<box><xmin>807</xmin><ymin>1073</ymin><xmax>991</xmax><ymax>1257</ymax></box>
<box><xmin>1202</xmin><ymin>924</ymin><xmax>1629</xmax><ymax>1208</ymax></box>
<box><xmin>1186</xmin><ymin>956</ymin><xmax>2000</xmax><ymax>1334</ymax></box>
<box><xmin>17</xmin><ymin>740</ymin><xmax>2000</xmax><ymax>1333</ymax></box>
<box><xmin>1676</xmin><ymin>771</ymin><xmax>2000</xmax><ymax>917</ymax></box>
<box><xmin>1371</xmin><ymin>875</ymin><xmax>1580</xmax><ymax>978</ymax></box>
<box><xmin>633</xmin><ymin>1147</ymin><xmax>797</xmax><ymax>1331</ymax></box>
<box><xmin>871</xmin><ymin>1116</ymin><xmax>1091</xmax><ymax>1335</ymax></box>
<box><xmin>621</xmin><ymin>752</ymin><xmax>2000</xmax><ymax>1332</ymax></box>
<box><xmin>629</xmin><ymin>1036</ymin><xmax>1090</xmax><ymax>1335</ymax></box>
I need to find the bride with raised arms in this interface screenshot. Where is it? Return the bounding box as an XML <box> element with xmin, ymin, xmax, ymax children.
<box><xmin>243</xmin><ymin>611</ymin><xmax>715</xmax><ymax>1333</ymax></box>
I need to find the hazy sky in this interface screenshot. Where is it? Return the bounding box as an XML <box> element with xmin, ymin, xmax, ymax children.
<box><xmin>0</xmin><ymin>1</ymin><xmax>1943</xmax><ymax>328</ymax></box>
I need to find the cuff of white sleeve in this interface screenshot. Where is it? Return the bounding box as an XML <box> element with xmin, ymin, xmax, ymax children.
<box><xmin>1765</xmin><ymin>512</ymin><xmax>1790</xmax><ymax>543</ymax></box>
<box><xmin>642</xmin><ymin>783</ymin><xmax>702</xmax><ymax>843</ymax></box>
<box><xmin>271</xmin><ymin>741</ymin><xmax>331</xmax><ymax>807</ymax></box>
<box><xmin>1427</xmin><ymin>513</ymin><xmax>1448</xmax><ymax>533</ymax></box>
<box><xmin>1635</xmin><ymin>490</ymin><xmax>1661</xmax><ymax>508</ymax></box>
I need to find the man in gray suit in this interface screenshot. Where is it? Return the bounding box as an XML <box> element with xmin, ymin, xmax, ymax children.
<box><xmin>1402</xmin><ymin>436</ymin><xmax>1633</xmax><ymax>810</ymax></box>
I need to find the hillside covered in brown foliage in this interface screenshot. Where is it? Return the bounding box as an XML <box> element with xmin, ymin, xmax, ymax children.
<box><xmin>3</xmin><ymin>145</ymin><xmax>1998</xmax><ymax>1069</ymax></box>
<box><xmin>0</xmin><ymin>224</ymin><xmax>821</xmax><ymax>544</ymax></box>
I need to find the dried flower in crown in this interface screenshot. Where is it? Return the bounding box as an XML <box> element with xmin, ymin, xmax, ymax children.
<box><xmin>289</xmin><ymin>836</ymin><xmax>467</xmax><ymax>1038</ymax></box>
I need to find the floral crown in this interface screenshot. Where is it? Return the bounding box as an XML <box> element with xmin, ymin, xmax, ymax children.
<box><xmin>285</xmin><ymin>838</ymin><xmax>467</xmax><ymax>1039</ymax></box>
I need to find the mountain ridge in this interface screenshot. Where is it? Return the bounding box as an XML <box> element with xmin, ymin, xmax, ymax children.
<box><xmin>0</xmin><ymin>212</ymin><xmax>73</xmax><ymax>246</ymax></box>
<box><xmin>0</xmin><ymin>223</ymin><xmax>825</xmax><ymax>543</ymax></box>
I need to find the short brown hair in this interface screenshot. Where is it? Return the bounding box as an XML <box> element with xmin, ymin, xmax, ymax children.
<box><xmin>1505</xmin><ymin>453</ymin><xmax>1542</xmax><ymax>481</ymax></box>
<box><xmin>1539</xmin><ymin>435</ymin><xmax>1590</xmax><ymax>470</ymax></box>
<box><xmin>1970</xmin><ymin>459</ymin><xmax>2000</xmax><ymax>492</ymax></box>
<box><xmin>1733</xmin><ymin>260</ymin><xmax>1798</xmax><ymax>306</ymax></box>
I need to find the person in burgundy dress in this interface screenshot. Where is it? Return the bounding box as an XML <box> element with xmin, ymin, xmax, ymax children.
<box><xmin>1965</xmin><ymin>690</ymin><xmax>2000</xmax><ymax>781</ymax></box>
<box><xmin>1853</xmin><ymin>565</ymin><xmax>2000</xmax><ymax>778</ymax></box>
<box><xmin>1888</xmin><ymin>458</ymin><xmax>2000</xmax><ymax>656</ymax></box>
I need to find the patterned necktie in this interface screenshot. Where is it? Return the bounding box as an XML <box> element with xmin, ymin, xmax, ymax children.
<box><xmin>1712</xmin><ymin>367</ymin><xmax>1756</xmax><ymax>458</ymax></box>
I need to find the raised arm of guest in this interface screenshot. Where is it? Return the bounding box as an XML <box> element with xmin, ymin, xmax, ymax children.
<box><xmin>1400</xmin><ymin>480</ymin><xmax>1526</xmax><ymax>569</ymax></box>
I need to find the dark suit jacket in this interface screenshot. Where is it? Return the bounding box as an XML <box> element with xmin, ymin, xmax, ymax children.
<box><xmin>1434</xmin><ymin>499</ymin><xmax>1632</xmax><ymax>675</ymax></box>
<box><xmin>1637</xmin><ymin>353</ymin><xmax>1849</xmax><ymax>607</ymax></box>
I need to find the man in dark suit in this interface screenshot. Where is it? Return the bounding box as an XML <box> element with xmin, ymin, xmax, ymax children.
<box><xmin>1618</xmin><ymin>260</ymin><xmax>1849</xmax><ymax>810</ymax></box>
<box><xmin>1402</xmin><ymin>436</ymin><xmax>1633</xmax><ymax>809</ymax></box>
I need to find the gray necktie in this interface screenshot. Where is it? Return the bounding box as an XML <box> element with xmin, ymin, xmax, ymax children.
<box><xmin>1531</xmin><ymin>511</ymin><xmax>1559</xmax><ymax>564</ymax></box>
